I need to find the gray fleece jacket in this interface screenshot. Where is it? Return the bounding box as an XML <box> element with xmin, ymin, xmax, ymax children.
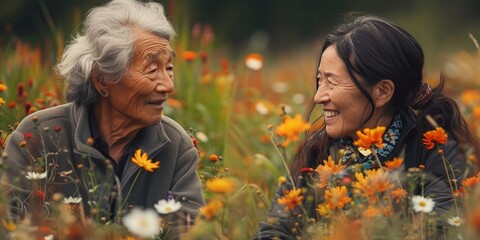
<box><xmin>3</xmin><ymin>102</ymin><xmax>205</xmax><ymax>237</ymax></box>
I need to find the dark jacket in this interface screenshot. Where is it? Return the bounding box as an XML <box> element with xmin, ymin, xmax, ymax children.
<box><xmin>254</xmin><ymin>108</ymin><xmax>466</xmax><ymax>239</ymax></box>
<box><xmin>3</xmin><ymin>102</ymin><xmax>206</xmax><ymax>238</ymax></box>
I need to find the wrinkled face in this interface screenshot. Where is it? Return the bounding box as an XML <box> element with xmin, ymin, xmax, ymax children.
<box><xmin>107</xmin><ymin>30</ymin><xmax>174</xmax><ymax>127</ymax></box>
<box><xmin>313</xmin><ymin>45</ymin><xmax>372</xmax><ymax>138</ymax></box>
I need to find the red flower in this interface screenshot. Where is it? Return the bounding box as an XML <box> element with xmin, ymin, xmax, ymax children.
<box><xmin>54</xmin><ymin>125</ymin><xmax>62</xmax><ymax>132</ymax></box>
<box><xmin>24</xmin><ymin>132</ymin><xmax>33</xmax><ymax>140</ymax></box>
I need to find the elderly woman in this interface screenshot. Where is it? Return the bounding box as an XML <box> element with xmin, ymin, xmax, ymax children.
<box><xmin>254</xmin><ymin>16</ymin><xmax>480</xmax><ymax>239</ymax></box>
<box><xmin>4</xmin><ymin>0</ymin><xmax>205</xmax><ymax>236</ymax></box>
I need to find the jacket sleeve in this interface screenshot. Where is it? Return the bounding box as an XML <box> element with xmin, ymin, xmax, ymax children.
<box><xmin>162</xmin><ymin>145</ymin><xmax>205</xmax><ymax>239</ymax></box>
<box><xmin>422</xmin><ymin>139</ymin><xmax>466</xmax><ymax>214</ymax></box>
<box><xmin>253</xmin><ymin>184</ymin><xmax>301</xmax><ymax>240</ymax></box>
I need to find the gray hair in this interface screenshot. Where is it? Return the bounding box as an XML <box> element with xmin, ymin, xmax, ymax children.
<box><xmin>57</xmin><ymin>0</ymin><xmax>176</xmax><ymax>104</ymax></box>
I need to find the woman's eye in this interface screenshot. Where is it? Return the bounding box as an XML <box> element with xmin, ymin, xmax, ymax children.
<box><xmin>147</xmin><ymin>68</ymin><xmax>157</xmax><ymax>75</ymax></box>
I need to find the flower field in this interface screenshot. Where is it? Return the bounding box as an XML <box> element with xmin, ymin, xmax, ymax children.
<box><xmin>1</xmin><ymin>7</ymin><xmax>480</xmax><ymax>240</ymax></box>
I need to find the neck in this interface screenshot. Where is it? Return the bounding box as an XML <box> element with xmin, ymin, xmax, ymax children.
<box><xmin>92</xmin><ymin>100</ymin><xmax>143</xmax><ymax>161</ymax></box>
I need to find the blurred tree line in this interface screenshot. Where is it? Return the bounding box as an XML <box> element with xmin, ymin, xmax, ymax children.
<box><xmin>0</xmin><ymin>0</ymin><xmax>479</xmax><ymax>62</ymax></box>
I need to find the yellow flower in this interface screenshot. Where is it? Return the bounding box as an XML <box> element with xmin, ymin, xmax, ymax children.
<box><xmin>384</xmin><ymin>157</ymin><xmax>404</xmax><ymax>171</ymax></box>
<box><xmin>277</xmin><ymin>188</ymin><xmax>304</xmax><ymax>211</ymax></box>
<box><xmin>131</xmin><ymin>149</ymin><xmax>159</xmax><ymax>172</ymax></box>
<box><xmin>422</xmin><ymin>127</ymin><xmax>448</xmax><ymax>150</ymax></box>
<box><xmin>353</xmin><ymin>126</ymin><xmax>386</xmax><ymax>149</ymax></box>
<box><xmin>0</xmin><ymin>98</ymin><xmax>5</xmax><ymax>107</ymax></box>
<box><xmin>391</xmin><ymin>187</ymin><xmax>408</xmax><ymax>203</ymax></box>
<box><xmin>206</xmin><ymin>178</ymin><xmax>235</xmax><ymax>194</ymax></box>
<box><xmin>316</xmin><ymin>203</ymin><xmax>330</xmax><ymax>216</ymax></box>
<box><xmin>200</xmin><ymin>199</ymin><xmax>223</xmax><ymax>220</ymax></box>
<box><xmin>324</xmin><ymin>186</ymin><xmax>352</xmax><ymax>210</ymax></box>
<box><xmin>1</xmin><ymin>219</ymin><xmax>16</xmax><ymax>231</ymax></box>
<box><xmin>274</xmin><ymin>114</ymin><xmax>311</xmax><ymax>147</ymax></box>
<box><xmin>0</xmin><ymin>83</ymin><xmax>7</xmax><ymax>92</ymax></box>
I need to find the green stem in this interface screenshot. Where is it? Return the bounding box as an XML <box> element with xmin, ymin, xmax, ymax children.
<box><xmin>116</xmin><ymin>169</ymin><xmax>142</xmax><ymax>222</ymax></box>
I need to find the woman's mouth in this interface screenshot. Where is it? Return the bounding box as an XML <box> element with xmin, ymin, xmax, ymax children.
<box><xmin>324</xmin><ymin>110</ymin><xmax>339</xmax><ymax>118</ymax></box>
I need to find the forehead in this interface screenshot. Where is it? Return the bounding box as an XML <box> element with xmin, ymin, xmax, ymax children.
<box><xmin>133</xmin><ymin>30</ymin><xmax>173</xmax><ymax>61</ymax></box>
<box><xmin>318</xmin><ymin>45</ymin><xmax>345</xmax><ymax>72</ymax></box>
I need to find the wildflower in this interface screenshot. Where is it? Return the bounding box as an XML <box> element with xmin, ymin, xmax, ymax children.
<box><xmin>391</xmin><ymin>187</ymin><xmax>408</xmax><ymax>203</ymax></box>
<box><xmin>277</xmin><ymin>188</ymin><xmax>303</xmax><ymax>211</ymax></box>
<box><xmin>26</xmin><ymin>171</ymin><xmax>47</xmax><ymax>180</ymax></box>
<box><xmin>44</xmin><ymin>234</ymin><xmax>54</xmax><ymax>240</ymax></box>
<box><xmin>209</xmin><ymin>154</ymin><xmax>219</xmax><ymax>163</ymax></box>
<box><xmin>447</xmin><ymin>216</ymin><xmax>464</xmax><ymax>227</ymax></box>
<box><xmin>24</xmin><ymin>132</ymin><xmax>33</xmax><ymax>140</ymax></box>
<box><xmin>123</xmin><ymin>208</ymin><xmax>162</xmax><ymax>238</ymax></box>
<box><xmin>316</xmin><ymin>203</ymin><xmax>330</xmax><ymax>216</ymax></box>
<box><xmin>353</xmin><ymin>126</ymin><xmax>386</xmax><ymax>149</ymax></box>
<box><xmin>200</xmin><ymin>199</ymin><xmax>223</xmax><ymax>220</ymax></box>
<box><xmin>0</xmin><ymin>98</ymin><xmax>4</xmax><ymax>107</ymax></box>
<box><xmin>206</xmin><ymin>178</ymin><xmax>235</xmax><ymax>194</ymax></box>
<box><xmin>278</xmin><ymin>176</ymin><xmax>287</xmax><ymax>184</ymax></box>
<box><xmin>86</xmin><ymin>137</ymin><xmax>95</xmax><ymax>146</ymax></box>
<box><xmin>63</xmin><ymin>196</ymin><xmax>82</xmax><ymax>204</ymax></box>
<box><xmin>244</xmin><ymin>53</ymin><xmax>263</xmax><ymax>70</ymax></box>
<box><xmin>462</xmin><ymin>176</ymin><xmax>479</xmax><ymax>189</ymax></box>
<box><xmin>352</xmin><ymin>169</ymin><xmax>393</xmax><ymax>203</ymax></box>
<box><xmin>324</xmin><ymin>186</ymin><xmax>352</xmax><ymax>210</ymax></box>
<box><xmin>411</xmin><ymin>195</ymin><xmax>435</xmax><ymax>213</ymax></box>
<box><xmin>195</xmin><ymin>132</ymin><xmax>208</xmax><ymax>142</ymax></box>
<box><xmin>154</xmin><ymin>199</ymin><xmax>182</xmax><ymax>214</ymax></box>
<box><xmin>182</xmin><ymin>51</ymin><xmax>197</xmax><ymax>62</ymax></box>
<box><xmin>0</xmin><ymin>83</ymin><xmax>7</xmax><ymax>92</ymax></box>
<box><xmin>54</xmin><ymin>125</ymin><xmax>62</xmax><ymax>132</ymax></box>
<box><xmin>274</xmin><ymin>114</ymin><xmax>311</xmax><ymax>147</ymax></box>
<box><xmin>422</xmin><ymin>127</ymin><xmax>448</xmax><ymax>150</ymax></box>
<box><xmin>384</xmin><ymin>157</ymin><xmax>404</xmax><ymax>170</ymax></box>
<box><xmin>131</xmin><ymin>149</ymin><xmax>159</xmax><ymax>172</ymax></box>
<box><xmin>7</xmin><ymin>101</ymin><xmax>16</xmax><ymax>109</ymax></box>
<box><xmin>1</xmin><ymin>219</ymin><xmax>16</xmax><ymax>231</ymax></box>
<box><xmin>363</xmin><ymin>206</ymin><xmax>381</xmax><ymax>218</ymax></box>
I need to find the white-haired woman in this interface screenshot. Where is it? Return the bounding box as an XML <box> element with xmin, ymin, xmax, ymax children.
<box><xmin>4</xmin><ymin>0</ymin><xmax>205</xmax><ymax>237</ymax></box>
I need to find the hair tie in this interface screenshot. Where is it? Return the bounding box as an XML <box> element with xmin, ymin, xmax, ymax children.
<box><xmin>410</xmin><ymin>82</ymin><xmax>432</xmax><ymax>110</ymax></box>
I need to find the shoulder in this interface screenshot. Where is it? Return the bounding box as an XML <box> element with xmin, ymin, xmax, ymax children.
<box><xmin>159</xmin><ymin>115</ymin><xmax>193</xmax><ymax>145</ymax></box>
<box><xmin>15</xmin><ymin>103</ymin><xmax>73</xmax><ymax>133</ymax></box>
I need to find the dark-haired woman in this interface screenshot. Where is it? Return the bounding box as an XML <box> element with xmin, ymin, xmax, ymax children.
<box><xmin>254</xmin><ymin>15</ymin><xmax>479</xmax><ymax>239</ymax></box>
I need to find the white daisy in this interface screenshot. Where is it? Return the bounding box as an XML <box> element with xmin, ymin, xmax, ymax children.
<box><xmin>154</xmin><ymin>199</ymin><xmax>182</xmax><ymax>214</ymax></box>
<box><xmin>255</xmin><ymin>102</ymin><xmax>269</xmax><ymax>115</ymax></box>
<box><xmin>44</xmin><ymin>234</ymin><xmax>54</xmax><ymax>240</ymax></box>
<box><xmin>123</xmin><ymin>208</ymin><xmax>162</xmax><ymax>238</ymax></box>
<box><xmin>411</xmin><ymin>195</ymin><xmax>435</xmax><ymax>213</ymax></box>
<box><xmin>25</xmin><ymin>171</ymin><xmax>47</xmax><ymax>180</ymax></box>
<box><xmin>63</xmin><ymin>196</ymin><xmax>82</xmax><ymax>204</ymax></box>
<box><xmin>447</xmin><ymin>216</ymin><xmax>464</xmax><ymax>227</ymax></box>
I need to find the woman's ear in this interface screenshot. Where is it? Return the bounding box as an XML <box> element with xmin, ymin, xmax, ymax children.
<box><xmin>373</xmin><ymin>79</ymin><xmax>395</xmax><ymax>107</ymax></box>
<box><xmin>91</xmin><ymin>72</ymin><xmax>110</xmax><ymax>97</ymax></box>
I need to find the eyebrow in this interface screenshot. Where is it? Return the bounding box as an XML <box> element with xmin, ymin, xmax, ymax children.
<box><xmin>145</xmin><ymin>49</ymin><xmax>176</xmax><ymax>65</ymax></box>
<box><xmin>317</xmin><ymin>71</ymin><xmax>338</xmax><ymax>78</ymax></box>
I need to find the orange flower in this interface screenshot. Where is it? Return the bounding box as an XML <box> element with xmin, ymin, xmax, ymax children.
<box><xmin>274</xmin><ymin>114</ymin><xmax>311</xmax><ymax>147</ymax></box>
<box><xmin>352</xmin><ymin>169</ymin><xmax>393</xmax><ymax>203</ymax></box>
<box><xmin>131</xmin><ymin>149</ymin><xmax>160</xmax><ymax>172</ymax></box>
<box><xmin>0</xmin><ymin>83</ymin><xmax>7</xmax><ymax>92</ymax></box>
<box><xmin>422</xmin><ymin>127</ymin><xmax>448</xmax><ymax>150</ymax></box>
<box><xmin>182</xmin><ymin>51</ymin><xmax>197</xmax><ymax>62</ymax></box>
<box><xmin>200</xmin><ymin>199</ymin><xmax>223</xmax><ymax>220</ymax></box>
<box><xmin>0</xmin><ymin>98</ymin><xmax>5</xmax><ymax>107</ymax></box>
<box><xmin>363</xmin><ymin>206</ymin><xmax>381</xmax><ymax>218</ymax></box>
<box><xmin>353</xmin><ymin>126</ymin><xmax>386</xmax><ymax>149</ymax></box>
<box><xmin>277</xmin><ymin>188</ymin><xmax>303</xmax><ymax>211</ymax></box>
<box><xmin>391</xmin><ymin>187</ymin><xmax>408</xmax><ymax>203</ymax></box>
<box><xmin>462</xmin><ymin>176</ymin><xmax>479</xmax><ymax>189</ymax></box>
<box><xmin>324</xmin><ymin>186</ymin><xmax>352</xmax><ymax>210</ymax></box>
<box><xmin>384</xmin><ymin>157</ymin><xmax>404</xmax><ymax>171</ymax></box>
<box><xmin>316</xmin><ymin>203</ymin><xmax>330</xmax><ymax>216</ymax></box>
<box><xmin>315</xmin><ymin>156</ymin><xmax>346</xmax><ymax>188</ymax></box>
<box><xmin>206</xmin><ymin>178</ymin><xmax>235</xmax><ymax>194</ymax></box>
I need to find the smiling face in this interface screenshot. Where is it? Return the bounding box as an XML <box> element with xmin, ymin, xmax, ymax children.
<box><xmin>313</xmin><ymin>45</ymin><xmax>373</xmax><ymax>138</ymax></box>
<box><xmin>105</xmin><ymin>30</ymin><xmax>175</xmax><ymax>127</ymax></box>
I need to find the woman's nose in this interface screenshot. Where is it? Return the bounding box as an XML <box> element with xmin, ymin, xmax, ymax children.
<box><xmin>155</xmin><ymin>73</ymin><xmax>174</xmax><ymax>93</ymax></box>
<box><xmin>313</xmin><ymin>87</ymin><xmax>329</xmax><ymax>104</ymax></box>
